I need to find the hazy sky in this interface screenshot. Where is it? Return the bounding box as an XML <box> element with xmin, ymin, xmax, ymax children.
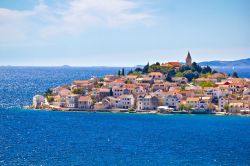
<box><xmin>0</xmin><ymin>0</ymin><xmax>249</xmax><ymax>66</ymax></box>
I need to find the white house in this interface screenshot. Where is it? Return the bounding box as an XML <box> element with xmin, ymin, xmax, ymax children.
<box><xmin>204</xmin><ymin>87</ymin><xmax>222</xmax><ymax>98</ymax></box>
<box><xmin>126</xmin><ymin>75</ymin><xmax>138</xmax><ymax>83</ymax></box>
<box><xmin>228</xmin><ymin>101</ymin><xmax>244</xmax><ymax>113</ymax></box>
<box><xmin>112</xmin><ymin>86</ymin><xmax>124</xmax><ymax>97</ymax></box>
<box><xmin>118</xmin><ymin>94</ymin><xmax>135</xmax><ymax>109</ymax></box>
<box><xmin>109</xmin><ymin>80</ymin><xmax>125</xmax><ymax>88</ymax></box>
<box><xmin>186</xmin><ymin>97</ymin><xmax>210</xmax><ymax>109</ymax></box>
<box><xmin>66</xmin><ymin>94</ymin><xmax>79</xmax><ymax>108</ymax></box>
<box><xmin>243</xmin><ymin>87</ymin><xmax>250</xmax><ymax>97</ymax></box>
<box><xmin>108</xmin><ymin>95</ymin><xmax>135</xmax><ymax>109</ymax></box>
<box><xmin>161</xmin><ymin>95</ymin><xmax>181</xmax><ymax>110</ymax></box>
<box><xmin>229</xmin><ymin>82</ymin><xmax>245</xmax><ymax>94</ymax></box>
<box><xmin>33</xmin><ymin>95</ymin><xmax>45</xmax><ymax>109</ymax></box>
<box><xmin>132</xmin><ymin>86</ymin><xmax>146</xmax><ymax>96</ymax></box>
<box><xmin>137</xmin><ymin>95</ymin><xmax>159</xmax><ymax>111</ymax></box>
<box><xmin>78</xmin><ymin>96</ymin><xmax>93</xmax><ymax>109</ymax></box>
<box><xmin>148</xmin><ymin>72</ymin><xmax>165</xmax><ymax>81</ymax></box>
<box><xmin>218</xmin><ymin>97</ymin><xmax>228</xmax><ymax>112</ymax></box>
<box><xmin>172</xmin><ymin>77</ymin><xmax>188</xmax><ymax>84</ymax></box>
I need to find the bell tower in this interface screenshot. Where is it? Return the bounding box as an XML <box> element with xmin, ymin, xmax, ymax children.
<box><xmin>186</xmin><ymin>51</ymin><xmax>192</xmax><ymax>66</ymax></box>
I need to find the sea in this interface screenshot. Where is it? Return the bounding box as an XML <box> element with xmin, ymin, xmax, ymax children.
<box><xmin>0</xmin><ymin>66</ymin><xmax>250</xmax><ymax>165</ymax></box>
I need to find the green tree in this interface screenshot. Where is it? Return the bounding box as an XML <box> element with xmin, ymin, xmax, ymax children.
<box><xmin>179</xmin><ymin>103</ymin><xmax>189</xmax><ymax>111</ymax></box>
<box><xmin>181</xmin><ymin>85</ymin><xmax>186</xmax><ymax>91</ymax></box>
<box><xmin>166</xmin><ymin>75</ymin><xmax>172</xmax><ymax>82</ymax></box>
<box><xmin>142</xmin><ymin>62</ymin><xmax>149</xmax><ymax>74</ymax></box>
<box><xmin>91</xmin><ymin>95</ymin><xmax>97</xmax><ymax>104</ymax></box>
<box><xmin>72</xmin><ymin>88</ymin><xmax>84</xmax><ymax>94</ymax></box>
<box><xmin>149</xmin><ymin>63</ymin><xmax>162</xmax><ymax>72</ymax></box>
<box><xmin>121</xmin><ymin>68</ymin><xmax>125</xmax><ymax>76</ymax></box>
<box><xmin>224</xmin><ymin>104</ymin><xmax>229</xmax><ymax>113</ymax></box>
<box><xmin>118</xmin><ymin>70</ymin><xmax>121</xmax><ymax>76</ymax></box>
<box><xmin>155</xmin><ymin>62</ymin><xmax>160</xmax><ymax>66</ymax></box>
<box><xmin>44</xmin><ymin>88</ymin><xmax>52</xmax><ymax>98</ymax></box>
<box><xmin>167</xmin><ymin>69</ymin><xmax>176</xmax><ymax>77</ymax></box>
<box><xmin>232</xmin><ymin>72</ymin><xmax>239</xmax><ymax>78</ymax></box>
<box><xmin>47</xmin><ymin>96</ymin><xmax>54</xmax><ymax>103</ymax></box>
<box><xmin>187</xmin><ymin>105</ymin><xmax>193</xmax><ymax>112</ymax></box>
<box><xmin>125</xmin><ymin>80</ymin><xmax>132</xmax><ymax>84</ymax></box>
<box><xmin>128</xmin><ymin>69</ymin><xmax>133</xmax><ymax>75</ymax></box>
<box><xmin>94</xmin><ymin>82</ymin><xmax>103</xmax><ymax>88</ymax></box>
<box><xmin>179</xmin><ymin>65</ymin><xmax>191</xmax><ymax>72</ymax></box>
<box><xmin>134</xmin><ymin>67</ymin><xmax>142</xmax><ymax>73</ymax></box>
<box><xmin>199</xmin><ymin>81</ymin><xmax>215</xmax><ymax>88</ymax></box>
<box><xmin>191</xmin><ymin>62</ymin><xmax>202</xmax><ymax>73</ymax></box>
<box><xmin>202</xmin><ymin>66</ymin><xmax>212</xmax><ymax>74</ymax></box>
<box><xmin>109</xmin><ymin>88</ymin><xmax>113</xmax><ymax>96</ymax></box>
<box><xmin>176</xmin><ymin>72</ymin><xmax>184</xmax><ymax>77</ymax></box>
<box><xmin>183</xmin><ymin>70</ymin><xmax>199</xmax><ymax>82</ymax></box>
<box><xmin>218</xmin><ymin>76</ymin><xmax>226</xmax><ymax>82</ymax></box>
<box><xmin>212</xmin><ymin>70</ymin><xmax>218</xmax><ymax>74</ymax></box>
<box><xmin>128</xmin><ymin>108</ymin><xmax>135</xmax><ymax>112</ymax></box>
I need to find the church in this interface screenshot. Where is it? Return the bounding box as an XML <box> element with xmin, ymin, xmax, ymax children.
<box><xmin>186</xmin><ymin>51</ymin><xmax>192</xmax><ymax>66</ymax></box>
<box><xmin>161</xmin><ymin>52</ymin><xmax>192</xmax><ymax>69</ymax></box>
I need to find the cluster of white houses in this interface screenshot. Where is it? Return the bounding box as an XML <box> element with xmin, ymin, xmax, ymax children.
<box><xmin>33</xmin><ymin>55</ymin><xmax>250</xmax><ymax>115</ymax></box>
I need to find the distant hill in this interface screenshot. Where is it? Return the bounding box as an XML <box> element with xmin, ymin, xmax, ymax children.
<box><xmin>198</xmin><ymin>58</ymin><xmax>250</xmax><ymax>68</ymax></box>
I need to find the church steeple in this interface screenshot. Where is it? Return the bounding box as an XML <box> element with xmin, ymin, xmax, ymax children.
<box><xmin>186</xmin><ymin>51</ymin><xmax>192</xmax><ymax>66</ymax></box>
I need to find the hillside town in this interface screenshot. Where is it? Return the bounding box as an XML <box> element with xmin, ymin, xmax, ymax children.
<box><xmin>32</xmin><ymin>53</ymin><xmax>250</xmax><ymax>115</ymax></box>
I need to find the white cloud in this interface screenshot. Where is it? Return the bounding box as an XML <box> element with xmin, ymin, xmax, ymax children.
<box><xmin>0</xmin><ymin>0</ymin><xmax>152</xmax><ymax>42</ymax></box>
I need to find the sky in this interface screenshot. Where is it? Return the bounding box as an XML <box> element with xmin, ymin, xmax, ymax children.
<box><xmin>0</xmin><ymin>0</ymin><xmax>249</xmax><ymax>66</ymax></box>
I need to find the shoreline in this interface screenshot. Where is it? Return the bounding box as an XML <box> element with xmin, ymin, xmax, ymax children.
<box><xmin>23</xmin><ymin>106</ymin><xmax>250</xmax><ymax>116</ymax></box>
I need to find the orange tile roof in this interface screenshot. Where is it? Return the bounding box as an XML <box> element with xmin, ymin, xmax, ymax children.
<box><xmin>79</xmin><ymin>96</ymin><xmax>92</xmax><ymax>101</ymax></box>
<box><xmin>68</xmin><ymin>94</ymin><xmax>79</xmax><ymax>97</ymax></box>
<box><xmin>230</xmin><ymin>81</ymin><xmax>245</xmax><ymax>86</ymax></box>
<box><xmin>111</xmin><ymin>80</ymin><xmax>124</xmax><ymax>84</ymax></box>
<box><xmin>167</xmin><ymin>62</ymin><xmax>182</xmax><ymax>67</ymax></box>
<box><xmin>123</xmin><ymin>84</ymin><xmax>136</xmax><ymax>88</ymax></box>
<box><xmin>180</xmin><ymin>90</ymin><xmax>194</xmax><ymax>94</ymax></box>
<box><xmin>162</xmin><ymin>62</ymin><xmax>182</xmax><ymax>68</ymax></box>
<box><xmin>127</xmin><ymin>75</ymin><xmax>138</xmax><ymax>78</ymax></box>
<box><xmin>73</xmin><ymin>80</ymin><xmax>90</xmax><ymax>84</ymax></box>
<box><xmin>149</xmin><ymin>72</ymin><xmax>163</xmax><ymax>76</ymax></box>
<box><xmin>186</xmin><ymin>97</ymin><xmax>200</xmax><ymax>102</ymax></box>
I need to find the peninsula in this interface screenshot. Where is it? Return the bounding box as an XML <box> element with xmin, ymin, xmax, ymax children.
<box><xmin>31</xmin><ymin>52</ymin><xmax>250</xmax><ymax>115</ymax></box>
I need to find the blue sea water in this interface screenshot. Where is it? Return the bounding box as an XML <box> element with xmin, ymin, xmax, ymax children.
<box><xmin>0</xmin><ymin>66</ymin><xmax>250</xmax><ymax>165</ymax></box>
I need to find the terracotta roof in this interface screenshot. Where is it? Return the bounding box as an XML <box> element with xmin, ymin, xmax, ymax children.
<box><xmin>180</xmin><ymin>90</ymin><xmax>194</xmax><ymax>94</ymax></box>
<box><xmin>99</xmin><ymin>88</ymin><xmax>110</xmax><ymax>92</ymax></box>
<box><xmin>230</xmin><ymin>82</ymin><xmax>245</xmax><ymax>86</ymax></box>
<box><xmin>186</xmin><ymin>97</ymin><xmax>200</xmax><ymax>102</ymax></box>
<box><xmin>110</xmin><ymin>80</ymin><xmax>124</xmax><ymax>84</ymax></box>
<box><xmin>73</xmin><ymin>80</ymin><xmax>90</xmax><ymax>84</ymax></box>
<box><xmin>167</xmin><ymin>62</ymin><xmax>182</xmax><ymax>67</ymax></box>
<box><xmin>162</xmin><ymin>62</ymin><xmax>182</xmax><ymax>68</ymax></box>
<box><xmin>127</xmin><ymin>75</ymin><xmax>138</xmax><ymax>78</ymax></box>
<box><xmin>123</xmin><ymin>84</ymin><xmax>136</xmax><ymax>88</ymax></box>
<box><xmin>195</xmin><ymin>78</ymin><xmax>210</xmax><ymax>81</ymax></box>
<box><xmin>68</xmin><ymin>94</ymin><xmax>79</xmax><ymax>97</ymax></box>
<box><xmin>79</xmin><ymin>96</ymin><xmax>92</xmax><ymax>101</ymax></box>
<box><xmin>149</xmin><ymin>72</ymin><xmax>164</xmax><ymax>76</ymax></box>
